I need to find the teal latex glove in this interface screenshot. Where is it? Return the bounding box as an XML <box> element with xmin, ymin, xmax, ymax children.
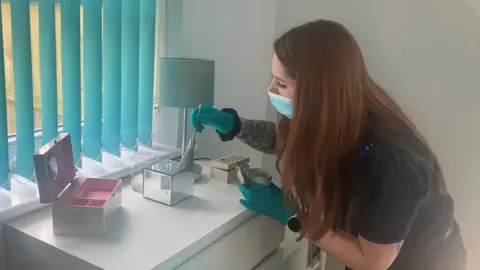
<box><xmin>190</xmin><ymin>105</ymin><xmax>234</xmax><ymax>134</ymax></box>
<box><xmin>239</xmin><ymin>182</ymin><xmax>296</xmax><ymax>225</ymax></box>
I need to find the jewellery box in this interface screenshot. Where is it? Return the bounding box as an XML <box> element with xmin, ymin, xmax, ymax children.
<box><xmin>209</xmin><ymin>155</ymin><xmax>250</xmax><ymax>184</ymax></box>
<box><xmin>34</xmin><ymin>133</ymin><xmax>122</xmax><ymax>237</ymax></box>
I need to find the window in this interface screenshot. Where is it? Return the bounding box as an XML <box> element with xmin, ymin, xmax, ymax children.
<box><xmin>2</xmin><ymin>1</ymin><xmax>164</xmax><ymax>134</ymax></box>
<box><xmin>0</xmin><ymin>0</ymin><xmax>175</xmax><ymax>216</ymax></box>
<box><xmin>2</xmin><ymin>2</ymin><xmax>65</xmax><ymax>135</ymax></box>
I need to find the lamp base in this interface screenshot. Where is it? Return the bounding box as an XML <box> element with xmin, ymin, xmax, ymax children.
<box><xmin>169</xmin><ymin>156</ymin><xmax>203</xmax><ymax>182</ymax></box>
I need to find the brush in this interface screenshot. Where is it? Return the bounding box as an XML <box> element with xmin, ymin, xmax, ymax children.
<box><xmin>177</xmin><ymin>104</ymin><xmax>202</xmax><ymax>172</ymax></box>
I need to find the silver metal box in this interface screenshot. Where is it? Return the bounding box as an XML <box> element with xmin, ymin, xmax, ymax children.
<box><xmin>143</xmin><ymin>160</ymin><xmax>194</xmax><ymax>206</ymax></box>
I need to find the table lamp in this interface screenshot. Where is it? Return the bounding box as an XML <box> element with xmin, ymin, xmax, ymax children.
<box><xmin>157</xmin><ymin>58</ymin><xmax>215</xmax><ymax>177</ymax></box>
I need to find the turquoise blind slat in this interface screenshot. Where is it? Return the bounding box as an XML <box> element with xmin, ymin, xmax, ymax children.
<box><xmin>0</xmin><ymin>6</ymin><xmax>10</xmax><ymax>190</ymax></box>
<box><xmin>121</xmin><ymin>0</ymin><xmax>140</xmax><ymax>150</ymax></box>
<box><xmin>38</xmin><ymin>0</ymin><xmax>58</xmax><ymax>144</ymax></box>
<box><xmin>11</xmin><ymin>0</ymin><xmax>35</xmax><ymax>181</ymax></box>
<box><xmin>83</xmin><ymin>0</ymin><xmax>102</xmax><ymax>161</ymax></box>
<box><xmin>60</xmin><ymin>0</ymin><xmax>82</xmax><ymax>166</ymax></box>
<box><xmin>103</xmin><ymin>0</ymin><xmax>122</xmax><ymax>155</ymax></box>
<box><xmin>138</xmin><ymin>0</ymin><xmax>156</xmax><ymax>146</ymax></box>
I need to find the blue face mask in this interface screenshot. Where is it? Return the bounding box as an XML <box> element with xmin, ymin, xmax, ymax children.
<box><xmin>268</xmin><ymin>91</ymin><xmax>293</xmax><ymax>119</ymax></box>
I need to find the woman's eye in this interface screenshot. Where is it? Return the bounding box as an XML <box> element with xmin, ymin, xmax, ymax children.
<box><xmin>277</xmin><ymin>82</ymin><xmax>287</xmax><ymax>89</ymax></box>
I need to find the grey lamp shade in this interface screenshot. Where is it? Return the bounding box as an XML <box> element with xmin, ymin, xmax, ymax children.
<box><xmin>158</xmin><ymin>58</ymin><xmax>215</xmax><ymax>108</ymax></box>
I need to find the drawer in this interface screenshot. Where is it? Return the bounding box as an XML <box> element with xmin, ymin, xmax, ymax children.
<box><xmin>254</xmin><ymin>249</ymin><xmax>284</xmax><ymax>270</ymax></box>
<box><xmin>176</xmin><ymin>214</ymin><xmax>285</xmax><ymax>270</ymax></box>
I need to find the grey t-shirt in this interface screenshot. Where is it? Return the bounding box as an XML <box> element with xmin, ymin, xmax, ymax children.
<box><xmin>350</xmin><ymin>132</ymin><xmax>466</xmax><ymax>270</ymax></box>
<box><xmin>217</xmin><ymin>110</ymin><xmax>466</xmax><ymax>270</ymax></box>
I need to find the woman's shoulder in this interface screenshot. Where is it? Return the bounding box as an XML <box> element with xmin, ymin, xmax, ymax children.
<box><xmin>362</xmin><ymin>129</ymin><xmax>440</xmax><ymax>194</ymax></box>
<box><xmin>370</xmin><ymin>128</ymin><xmax>437</xmax><ymax>171</ymax></box>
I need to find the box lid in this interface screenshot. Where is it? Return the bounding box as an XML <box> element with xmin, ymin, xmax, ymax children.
<box><xmin>34</xmin><ymin>133</ymin><xmax>76</xmax><ymax>203</ymax></box>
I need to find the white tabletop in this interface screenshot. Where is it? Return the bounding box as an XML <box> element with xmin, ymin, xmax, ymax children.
<box><xmin>6</xmin><ymin>161</ymin><xmax>256</xmax><ymax>270</ymax></box>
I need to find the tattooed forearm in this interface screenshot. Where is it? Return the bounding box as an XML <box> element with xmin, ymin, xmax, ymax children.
<box><xmin>236</xmin><ymin>118</ymin><xmax>277</xmax><ymax>155</ymax></box>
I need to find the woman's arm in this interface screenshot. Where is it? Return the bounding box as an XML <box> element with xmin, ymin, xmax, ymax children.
<box><xmin>314</xmin><ymin>230</ymin><xmax>402</xmax><ymax>270</ymax></box>
<box><xmin>236</xmin><ymin>118</ymin><xmax>277</xmax><ymax>155</ymax></box>
<box><xmin>217</xmin><ymin>109</ymin><xmax>277</xmax><ymax>155</ymax></box>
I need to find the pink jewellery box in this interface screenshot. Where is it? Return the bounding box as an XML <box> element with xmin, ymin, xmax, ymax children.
<box><xmin>34</xmin><ymin>133</ymin><xmax>122</xmax><ymax>237</ymax></box>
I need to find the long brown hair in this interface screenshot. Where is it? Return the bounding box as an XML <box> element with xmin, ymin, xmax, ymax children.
<box><xmin>274</xmin><ymin>20</ymin><xmax>446</xmax><ymax>240</ymax></box>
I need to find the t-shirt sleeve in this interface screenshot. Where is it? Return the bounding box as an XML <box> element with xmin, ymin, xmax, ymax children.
<box><xmin>357</xmin><ymin>146</ymin><xmax>428</xmax><ymax>244</ymax></box>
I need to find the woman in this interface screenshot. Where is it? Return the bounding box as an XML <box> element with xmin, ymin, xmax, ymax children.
<box><xmin>191</xmin><ymin>20</ymin><xmax>466</xmax><ymax>270</ymax></box>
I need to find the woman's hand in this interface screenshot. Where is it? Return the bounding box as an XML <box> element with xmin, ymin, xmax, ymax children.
<box><xmin>239</xmin><ymin>182</ymin><xmax>295</xmax><ymax>225</ymax></box>
<box><xmin>190</xmin><ymin>105</ymin><xmax>234</xmax><ymax>134</ymax></box>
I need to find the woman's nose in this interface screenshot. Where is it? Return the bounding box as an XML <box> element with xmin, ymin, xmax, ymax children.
<box><xmin>267</xmin><ymin>79</ymin><xmax>276</xmax><ymax>92</ymax></box>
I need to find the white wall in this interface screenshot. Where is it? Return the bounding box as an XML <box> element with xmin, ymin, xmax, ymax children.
<box><xmin>274</xmin><ymin>0</ymin><xmax>480</xmax><ymax>269</ymax></box>
<box><xmin>180</xmin><ymin>0</ymin><xmax>278</xmax><ymax>168</ymax></box>
<box><xmin>174</xmin><ymin>0</ymin><xmax>480</xmax><ymax>269</ymax></box>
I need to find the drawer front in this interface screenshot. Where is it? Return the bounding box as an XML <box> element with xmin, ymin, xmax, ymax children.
<box><xmin>177</xmin><ymin>214</ymin><xmax>285</xmax><ymax>270</ymax></box>
<box><xmin>5</xmin><ymin>226</ymin><xmax>100</xmax><ymax>270</ymax></box>
<box><xmin>253</xmin><ymin>249</ymin><xmax>285</xmax><ymax>270</ymax></box>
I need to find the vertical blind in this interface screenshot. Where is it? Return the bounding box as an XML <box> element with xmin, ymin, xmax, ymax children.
<box><xmin>0</xmin><ymin>0</ymin><xmax>158</xmax><ymax>190</ymax></box>
<box><xmin>0</xmin><ymin>3</ymin><xmax>8</xmax><ymax>190</ymax></box>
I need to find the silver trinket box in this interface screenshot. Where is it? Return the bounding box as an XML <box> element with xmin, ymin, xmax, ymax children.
<box><xmin>143</xmin><ymin>160</ymin><xmax>194</xmax><ymax>206</ymax></box>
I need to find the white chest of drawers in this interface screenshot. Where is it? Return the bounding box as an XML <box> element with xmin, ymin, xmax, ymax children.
<box><xmin>4</xmin><ymin>163</ymin><xmax>285</xmax><ymax>270</ymax></box>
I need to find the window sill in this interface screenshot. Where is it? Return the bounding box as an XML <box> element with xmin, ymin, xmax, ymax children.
<box><xmin>0</xmin><ymin>142</ymin><xmax>181</xmax><ymax>222</ymax></box>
